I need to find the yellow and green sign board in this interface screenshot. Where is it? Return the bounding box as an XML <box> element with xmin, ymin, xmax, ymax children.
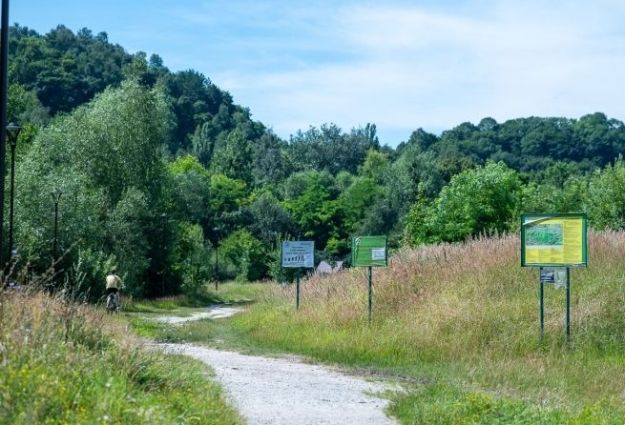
<box><xmin>521</xmin><ymin>214</ymin><xmax>587</xmax><ymax>267</ymax></box>
<box><xmin>352</xmin><ymin>236</ymin><xmax>387</xmax><ymax>267</ymax></box>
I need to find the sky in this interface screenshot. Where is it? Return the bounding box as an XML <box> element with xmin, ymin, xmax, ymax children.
<box><xmin>12</xmin><ymin>0</ymin><xmax>625</xmax><ymax>146</ymax></box>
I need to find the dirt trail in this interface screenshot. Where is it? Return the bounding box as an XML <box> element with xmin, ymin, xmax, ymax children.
<box><xmin>155</xmin><ymin>306</ymin><xmax>243</xmax><ymax>324</ymax></box>
<box><xmin>158</xmin><ymin>306</ymin><xmax>398</xmax><ymax>425</ymax></box>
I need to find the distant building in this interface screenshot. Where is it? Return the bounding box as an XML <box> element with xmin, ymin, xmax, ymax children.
<box><xmin>332</xmin><ymin>261</ymin><xmax>344</xmax><ymax>273</ymax></box>
<box><xmin>316</xmin><ymin>261</ymin><xmax>333</xmax><ymax>275</ymax></box>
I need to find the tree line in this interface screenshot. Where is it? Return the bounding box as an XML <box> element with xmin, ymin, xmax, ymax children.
<box><xmin>7</xmin><ymin>25</ymin><xmax>625</xmax><ymax>298</ymax></box>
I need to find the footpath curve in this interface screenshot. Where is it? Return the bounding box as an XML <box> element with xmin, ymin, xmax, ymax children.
<box><xmin>158</xmin><ymin>306</ymin><xmax>398</xmax><ymax>425</ymax></box>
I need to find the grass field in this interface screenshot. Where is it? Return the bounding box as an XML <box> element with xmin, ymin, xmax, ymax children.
<box><xmin>136</xmin><ymin>232</ymin><xmax>625</xmax><ymax>424</ymax></box>
<box><xmin>0</xmin><ymin>289</ymin><xmax>242</xmax><ymax>424</ymax></box>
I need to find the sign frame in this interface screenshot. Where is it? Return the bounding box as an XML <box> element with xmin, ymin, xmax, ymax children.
<box><xmin>351</xmin><ymin>235</ymin><xmax>388</xmax><ymax>268</ymax></box>
<box><xmin>521</xmin><ymin>213</ymin><xmax>587</xmax><ymax>268</ymax></box>
<box><xmin>281</xmin><ymin>240</ymin><xmax>315</xmax><ymax>269</ymax></box>
<box><xmin>281</xmin><ymin>240</ymin><xmax>314</xmax><ymax>310</ymax></box>
<box><xmin>351</xmin><ymin>235</ymin><xmax>388</xmax><ymax>323</ymax></box>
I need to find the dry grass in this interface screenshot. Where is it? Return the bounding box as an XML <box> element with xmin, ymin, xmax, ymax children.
<box><xmin>231</xmin><ymin>231</ymin><xmax>625</xmax><ymax>418</ymax></box>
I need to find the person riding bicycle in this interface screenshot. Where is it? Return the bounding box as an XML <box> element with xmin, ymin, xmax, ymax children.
<box><xmin>105</xmin><ymin>271</ymin><xmax>123</xmax><ymax>311</ymax></box>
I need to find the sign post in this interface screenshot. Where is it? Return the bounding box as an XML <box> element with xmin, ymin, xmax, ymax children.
<box><xmin>521</xmin><ymin>214</ymin><xmax>587</xmax><ymax>341</ymax></box>
<box><xmin>368</xmin><ymin>266</ymin><xmax>372</xmax><ymax>323</ymax></box>
<box><xmin>281</xmin><ymin>241</ymin><xmax>314</xmax><ymax>310</ymax></box>
<box><xmin>352</xmin><ymin>236</ymin><xmax>388</xmax><ymax>323</ymax></box>
<box><xmin>566</xmin><ymin>268</ymin><xmax>571</xmax><ymax>341</ymax></box>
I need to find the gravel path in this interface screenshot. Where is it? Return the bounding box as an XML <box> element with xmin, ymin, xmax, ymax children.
<box><xmin>155</xmin><ymin>306</ymin><xmax>243</xmax><ymax>324</ymax></box>
<box><xmin>162</xmin><ymin>343</ymin><xmax>398</xmax><ymax>425</ymax></box>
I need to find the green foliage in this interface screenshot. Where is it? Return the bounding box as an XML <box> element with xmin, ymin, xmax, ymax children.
<box><xmin>288</xmin><ymin>123</ymin><xmax>379</xmax><ymax>175</ymax></box>
<box><xmin>13</xmin><ymin>21</ymin><xmax>625</xmax><ymax>292</ymax></box>
<box><xmin>10</xmin><ymin>25</ymin><xmax>130</xmax><ymax>114</ymax></box>
<box><xmin>16</xmin><ymin>81</ymin><xmax>173</xmax><ymax>295</ymax></box>
<box><xmin>244</xmin><ymin>191</ymin><xmax>295</xmax><ymax>245</ymax></box>
<box><xmin>405</xmin><ymin>162</ymin><xmax>522</xmax><ymax>244</ymax></box>
<box><xmin>337</xmin><ymin>176</ymin><xmax>382</xmax><ymax>233</ymax></box>
<box><xmin>585</xmin><ymin>160</ymin><xmax>625</xmax><ymax>229</ymax></box>
<box><xmin>358</xmin><ymin>148</ymin><xmax>390</xmax><ymax>183</ymax></box>
<box><xmin>283</xmin><ymin>171</ymin><xmax>342</xmax><ymax>251</ymax></box>
<box><xmin>211</xmin><ymin>128</ymin><xmax>254</xmax><ymax>184</ymax></box>
<box><xmin>220</xmin><ymin>229</ymin><xmax>268</xmax><ymax>281</ymax></box>
<box><xmin>169</xmin><ymin>155</ymin><xmax>212</xmax><ymax>233</ymax></box>
<box><xmin>8</xmin><ymin>83</ymin><xmax>48</xmax><ymax>125</ymax></box>
<box><xmin>173</xmin><ymin>222</ymin><xmax>212</xmax><ymax>296</ymax></box>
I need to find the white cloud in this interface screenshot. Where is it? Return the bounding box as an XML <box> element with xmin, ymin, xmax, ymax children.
<box><xmin>200</xmin><ymin>1</ymin><xmax>625</xmax><ymax>144</ymax></box>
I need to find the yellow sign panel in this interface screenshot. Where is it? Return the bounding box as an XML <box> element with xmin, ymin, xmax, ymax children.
<box><xmin>521</xmin><ymin>214</ymin><xmax>587</xmax><ymax>267</ymax></box>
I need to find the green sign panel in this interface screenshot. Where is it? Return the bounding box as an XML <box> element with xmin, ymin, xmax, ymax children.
<box><xmin>352</xmin><ymin>236</ymin><xmax>388</xmax><ymax>267</ymax></box>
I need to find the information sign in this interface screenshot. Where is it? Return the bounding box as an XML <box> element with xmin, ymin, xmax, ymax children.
<box><xmin>352</xmin><ymin>236</ymin><xmax>387</xmax><ymax>267</ymax></box>
<box><xmin>521</xmin><ymin>214</ymin><xmax>587</xmax><ymax>267</ymax></box>
<box><xmin>540</xmin><ymin>267</ymin><xmax>567</xmax><ymax>289</ymax></box>
<box><xmin>281</xmin><ymin>241</ymin><xmax>314</xmax><ymax>268</ymax></box>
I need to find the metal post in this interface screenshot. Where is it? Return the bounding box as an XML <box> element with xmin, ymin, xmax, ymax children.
<box><xmin>566</xmin><ymin>267</ymin><xmax>571</xmax><ymax>342</ymax></box>
<box><xmin>0</xmin><ymin>0</ymin><xmax>12</xmax><ymax>268</ymax></box>
<box><xmin>539</xmin><ymin>267</ymin><xmax>545</xmax><ymax>341</ymax></box>
<box><xmin>51</xmin><ymin>190</ymin><xmax>62</xmax><ymax>260</ymax></box>
<box><xmin>7</xmin><ymin>138</ymin><xmax>15</xmax><ymax>260</ymax></box>
<box><xmin>53</xmin><ymin>200</ymin><xmax>59</xmax><ymax>259</ymax></box>
<box><xmin>214</xmin><ymin>245</ymin><xmax>219</xmax><ymax>291</ymax></box>
<box><xmin>368</xmin><ymin>266</ymin><xmax>372</xmax><ymax>323</ymax></box>
<box><xmin>296</xmin><ymin>270</ymin><xmax>300</xmax><ymax>310</ymax></box>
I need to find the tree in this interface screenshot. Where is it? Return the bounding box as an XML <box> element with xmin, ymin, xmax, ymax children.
<box><xmin>585</xmin><ymin>160</ymin><xmax>625</xmax><ymax>229</ymax></box>
<box><xmin>244</xmin><ymin>192</ymin><xmax>295</xmax><ymax>246</ymax></box>
<box><xmin>169</xmin><ymin>155</ymin><xmax>212</xmax><ymax>230</ymax></box>
<box><xmin>211</xmin><ymin>129</ymin><xmax>253</xmax><ymax>185</ymax></box>
<box><xmin>16</xmin><ymin>81</ymin><xmax>173</xmax><ymax>295</ymax></box>
<box><xmin>287</xmin><ymin>123</ymin><xmax>378</xmax><ymax>175</ymax></box>
<box><xmin>283</xmin><ymin>171</ymin><xmax>341</xmax><ymax>251</ymax></box>
<box><xmin>405</xmin><ymin>162</ymin><xmax>522</xmax><ymax>245</ymax></box>
<box><xmin>220</xmin><ymin>229</ymin><xmax>268</xmax><ymax>281</ymax></box>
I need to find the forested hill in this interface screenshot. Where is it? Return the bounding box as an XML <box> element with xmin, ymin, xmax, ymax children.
<box><xmin>8</xmin><ymin>25</ymin><xmax>625</xmax><ymax>297</ymax></box>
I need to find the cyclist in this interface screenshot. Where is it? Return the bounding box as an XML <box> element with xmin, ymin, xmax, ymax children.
<box><xmin>105</xmin><ymin>271</ymin><xmax>123</xmax><ymax>311</ymax></box>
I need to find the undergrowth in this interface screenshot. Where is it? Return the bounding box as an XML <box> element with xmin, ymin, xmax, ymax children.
<box><xmin>0</xmin><ymin>289</ymin><xmax>241</xmax><ymax>424</ymax></box>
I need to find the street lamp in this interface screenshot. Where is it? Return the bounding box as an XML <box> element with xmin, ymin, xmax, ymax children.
<box><xmin>0</xmin><ymin>0</ymin><xmax>14</xmax><ymax>268</ymax></box>
<box><xmin>212</xmin><ymin>225</ymin><xmax>222</xmax><ymax>291</ymax></box>
<box><xmin>6</xmin><ymin>122</ymin><xmax>20</xmax><ymax>261</ymax></box>
<box><xmin>51</xmin><ymin>189</ymin><xmax>62</xmax><ymax>260</ymax></box>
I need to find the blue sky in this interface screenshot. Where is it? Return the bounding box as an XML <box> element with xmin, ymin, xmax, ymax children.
<box><xmin>13</xmin><ymin>0</ymin><xmax>625</xmax><ymax>146</ymax></box>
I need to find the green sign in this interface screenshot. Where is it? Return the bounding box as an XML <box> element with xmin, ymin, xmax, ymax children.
<box><xmin>352</xmin><ymin>236</ymin><xmax>387</xmax><ymax>267</ymax></box>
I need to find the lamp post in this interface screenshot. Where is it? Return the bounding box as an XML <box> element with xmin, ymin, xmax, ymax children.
<box><xmin>51</xmin><ymin>189</ymin><xmax>62</xmax><ymax>260</ymax></box>
<box><xmin>6</xmin><ymin>122</ymin><xmax>20</xmax><ymax>261</ymax></box>
<box><xmin>0</xmin><ymin>0</ymin><xmax>14</xmax><ymax>268</ymax></box>
<box><xmin>212</xmin><ymin>225</ymin><xmax>222</xmax><ymax>291</ymax></box>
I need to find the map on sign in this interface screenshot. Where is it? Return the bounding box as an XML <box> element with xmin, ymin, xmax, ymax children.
<box><xmin>281</xmin><ymin>241</ymin><xmax>314</xmax><ymax>268</ymax></box>
<box><xmin>352</xmin><ymin>235</ymin><xmax>388</xmax><ymax>267</ymax></box>
<box><xmin>521</xmin><ymin>214</ymin><xmax>587</xmax><ymax>267</ymax></box>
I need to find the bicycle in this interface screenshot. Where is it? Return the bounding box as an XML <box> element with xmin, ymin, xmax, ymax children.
<box><xmin>105</xmin><ymin>291</ymin><xmax>120</xmax><ymax>313</ymax></box>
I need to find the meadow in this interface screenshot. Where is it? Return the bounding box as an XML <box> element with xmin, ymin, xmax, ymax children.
<box><xmin>215</xmin><ymin>232</ymin><xmax>625</xmax><ymax>423</ymax></box>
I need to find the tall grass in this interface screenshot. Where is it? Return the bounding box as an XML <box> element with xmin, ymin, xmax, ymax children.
<box><xmin>229</xmin><ymin>232</ymin><xmax>625</xmax><ymax>421</ymax></box>
<box><xmin>0</xmin><ymin>288</ymin><xmax>241</xmax><ymax>424</ymax></box>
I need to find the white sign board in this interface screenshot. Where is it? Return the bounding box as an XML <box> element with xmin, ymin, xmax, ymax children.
<box><xmin>540</xmin><ymin>267</ymin><xmax>567</xmax><ymax>289</ymax></box>
<box><xmin>282</xmin><ymin>241</ymin><xmax>314</xmax><ymax>268</ymax></box>
<box><xmin>371</xmin><ymin>248</ymin><xmax>386</xmax><ymax>261</ymax></box>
